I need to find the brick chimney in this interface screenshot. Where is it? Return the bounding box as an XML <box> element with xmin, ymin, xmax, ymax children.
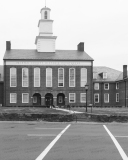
<box><xmin>77</xmin><ymin>42</ymin><xmax>84</xmax><ymax>51</ymax></box>
<box><xmin>6</xmin><ymin>41</ymin><xmax>11</xmax><ymax>50</ymax></box>
<box><xmin>123</xmin><ymin>65</ymin><xmax>127</xmax><ymax>79</ymax></box>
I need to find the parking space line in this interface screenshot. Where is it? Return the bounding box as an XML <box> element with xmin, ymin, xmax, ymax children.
<box><xmin>103</xmin><ymin>125</ymin><xmax>128</xmax><ymax>160</ymax></box>
<box><xmin>28</xmin><ymin>134</ymin><xmax>56</xmax><ymax>137</ymax></box>
<box><xmin>35</xmin><ymin>124</ymin><xmax>71</xmax><ymax>160</ymax></box>
<box><xmin>115</xmin><ymin>136</ymin><xmax>128</xmax><ymax>138</ymax></box>
<box><xmin>35</xmin><ymin>128</ymin><xmax>64</xmax><ymax>130</ymax></box>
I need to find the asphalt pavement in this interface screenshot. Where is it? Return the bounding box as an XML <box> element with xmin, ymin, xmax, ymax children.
<box><xmin>0</xmin><ymin>121</ymin><xmax>128</xmax><ymax>160</ymax></box>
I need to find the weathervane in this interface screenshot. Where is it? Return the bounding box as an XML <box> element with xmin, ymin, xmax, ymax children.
<box><xmin>45</xmin><ymin>0</ymin><xmax>46</xmax><ymax>7</ymax></box>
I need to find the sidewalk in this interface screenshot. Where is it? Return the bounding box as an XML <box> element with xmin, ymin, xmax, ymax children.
<box><xmin>54</xmin><ymin>108</ymin><xmax>84</xmax><ymax>114</ymax></box>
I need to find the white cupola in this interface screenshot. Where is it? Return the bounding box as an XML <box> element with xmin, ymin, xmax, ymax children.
<box><xmin>35</xmin><ymin>7</ymin><xmax>57</xmax><ymax>52</ymax></box>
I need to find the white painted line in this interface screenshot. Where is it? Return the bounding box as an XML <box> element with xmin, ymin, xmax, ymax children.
<box><xmin>35</xmin><ymin>124</ymin><xmax>71</xmax><ymax>160</ymax></box>
<box><xmin>103</xmin><ymin>125</ymin><xmax>128</xmax><ymax>160</ymax></box>
<box><xmin>35</xmin><ymin>128</ymin><xmax>64</xmax><ymax>130</ymax></box>
<box><xmin>115</xmin><ymin>136</ymin><xmax>128</xmax><ymax>138</ymax></box>
<box><xmin>28</xmin><ymin>134</ymin><xmax>56</xmax><ymax>137</ymax></box>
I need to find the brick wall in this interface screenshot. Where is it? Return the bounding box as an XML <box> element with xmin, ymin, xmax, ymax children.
<box><xmin>4</xmin><ymin>64</ymin><xmax>93</xmax><ymax>107</ymax></box>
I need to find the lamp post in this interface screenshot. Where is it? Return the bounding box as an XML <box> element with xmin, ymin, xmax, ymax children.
<box><xmin>85</xmin><ymin>84</ymin><xmax>89</xmax><ymax>112</ymax></box>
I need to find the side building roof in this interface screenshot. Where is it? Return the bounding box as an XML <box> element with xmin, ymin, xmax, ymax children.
<box><xmin>3</xmin><ymin>49</ymin><xmax>94</xmax><ymax>61</ymax></box>
<box><xmin>93</xmin><ymin>66</ymin><xmax>122</xmax><ymax>82</ymax></box>
<box><xmin>0</xmin><ymin>65</ymin><xmax>3</xmax><ymax>81</ymax></box>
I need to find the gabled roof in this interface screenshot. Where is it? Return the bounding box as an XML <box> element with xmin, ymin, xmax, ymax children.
<box><xmin>93</xmin><ymin>66</ymin><xmax>122</xmax><ymax>82</ymax></box>
<box><xmin>116</xmin><ymin>71</ymin><xmax>128</xmax><ymax>81</ymax></box>
<box><xmin>3</xmin><ymin>49</ymin><xmax>94</xmax><ymax>61</ymax></box>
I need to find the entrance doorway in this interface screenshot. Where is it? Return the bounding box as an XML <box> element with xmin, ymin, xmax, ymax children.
<box><xmin>57</xmin><ymin>93</ymin><xmax>65</xmax><ymax>107</ymax></box>
<box><xmin>45</xmin><ymin>93</ymin><xmax>53</xmax><ymax>107</ymax></box>
<box><xmin>33</xmin><ymin>93</ymin><xmax>41</xmax><ymax>106</ymax></box>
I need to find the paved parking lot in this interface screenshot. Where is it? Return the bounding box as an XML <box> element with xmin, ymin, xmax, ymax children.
<box><xmin>0</xmin><ymin>121</ymin><xmax>128</xmax><ymax>160</ymax></box>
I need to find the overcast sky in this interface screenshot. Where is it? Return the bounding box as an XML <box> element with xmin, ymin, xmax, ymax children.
<box><xmin>0</xmin><ymin>0</ymin><xmax>128</xmax><ymax>71</ymax></box>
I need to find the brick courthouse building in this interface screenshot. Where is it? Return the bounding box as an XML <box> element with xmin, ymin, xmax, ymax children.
<box><xmin>3</xmin><ymin>7</ymin><xmax>94</xmax><ymax>107</ymax></box>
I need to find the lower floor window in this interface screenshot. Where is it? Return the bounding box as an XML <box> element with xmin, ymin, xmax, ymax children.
<box><xmin>80</xmin><ymin>93</ymin><xmax>86</xmax><ymax>103</ymax></box>
<box><xmin>104</xmin><ymin>93</ymin><xmax>109</xmax><ymax>103</ymax></box>
<box><xmin>22</xmin><ymin>93</ymin><xmax>29</xmax><ymax>103</ymax></box>
<box><xmin>69</xmin><ymin>93</ymin><xmax>76</xmax><ymax>103</ymax></box>
<box><xmin>94</xmin><ymin>94</ymin><xmax>99</xmax><ymax>103</ymax></box>
<box><xmin>116</xmin><ymin>93</ymin><xmax>119</xmax><ymax>102</ymax></box>
<box><xmin>10</xmin><ymin>93</ymin><xmax>17</xmax><ymax>103</ymax></box>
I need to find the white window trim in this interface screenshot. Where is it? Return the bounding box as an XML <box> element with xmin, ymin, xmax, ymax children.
<box><xmin>80</xmin><ymin>68</ymin><xmax>87</xmax><ymax>87</ymax></box>
<box><xmin>22</xmin><ymin>68</ymin><xmax>29</xmax><ymax>87</ymax></box>
<box><xmin>58</xmin><ymin>68</ymin><xmax>64</xmax><ymax>87</ymax></box>
<box><xmin>94</xmin><ymin>93</ymin><xmax>99</xmax><ymax>103</ymax></box>
<box><xmin>116</xmin><ymin>82</ymin><xmax>119</xmax><ymax>89</ymax></box>
<box><xmin>104</xmin><ymin>93</ymin><xmax>109</xmax><ymax>103</ymax></box>
<box><xmin>10</xmin><ymin>93</ymin><xmax>17</xmax><ymax>103</ymax></box>
<box><xmin>94</xmin><ymin>83</ymin><xmax>99</xmax><ymax>90</ymax></box>
<box><xmin>116</xmin><ymin>93</ymin><xmax>119</xmax><ymax>102</ymax></box>
<box><xmin>10</xmin><ymin>68</ymin><xmax>17</xmax><ymax>87</ymax></box>
<box><xmin>69</xmin><ymin>68</ymin><xmax>75</xmax><ymax>87</ymax></box>
<box><xmin>69</xmin><ymin>93</ymin><xmax>76</xmax><ymax>103</ymax></box>
<box><xmin>46</xmin><ymin>68</ymin><xmax>52</xmax><ymax>87</ymax></box>
<box><xmin>104</xmin><ymin>83</ymin><xmax>109</xmax><ymax>90</ymax></box>
<box><xmin>22</xmin><ymin>93</ymin><xmax>29</xmax><ymax>103</ymax></box>
<box><xmin>34</xmin><ymin>68</ymin><xmax>40</xmax><ymax>87</ymax></box>
<box><xmin>80</xmin><ymin>93</ymin><xmax>86</xmax><ymax>103</ymax></box>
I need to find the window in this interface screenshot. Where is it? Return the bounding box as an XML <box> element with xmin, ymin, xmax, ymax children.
<box><xmin>46</xmin><ymin>68</ymin><xmax>52</xmax><ymax>87</ymax></box>
<box><xmin>10</xmin><ymin>93</ymin><xmax>17</xmax><ymax>103</ymax></box>
<box><xmin>34</xmin><ymin>68</ymin><xmax>40</xmax><ymax>87</ymax></box>
<box><xmin>58</xmin><ymin>68</ymin><xmax>64</xmax><ymax>87</ymax></box>
<box><xmin>10</xmin><ymin>68</ymin><xmax>17</xmax><ymax>87</ymax></box>
<box><xmin>103</xmin><ymin>72</ymin><xmax>107</xmax><ymax>79</ymax></box>
<box><xmin>104</xmin><ymin>83</ymin><xmax>109</xmax><ymax>90</ymax></box>
<box><xmin>94</xmin><ymin>94</ymin><xmax>99</xmax><ymax>103</ymax></box>
<box><xmin>69</xmin><ymin>93</ymin><xmax>76</xmax><ymax>103</ymax></box>
<box><xmin>81</xmin><ymin>68</ymin><xmax>87</xmax><ymax>87</ymax></box>
<box><xmin>22</xmin><ymin>93</ymin><xmax>29</xmax><ymax>103</ymax></box>
<box><xmin>94</xmin><ymin>83</ymin><xmax>99</xmax><ymax>90</ymax></box>
<box><xmin>22</xmin><ymin>68</ymin><xmax>29</xmax><ymax>87</ymax></box>
<box><xmin>116</xmin><ymin>93</ymin><xmax>119</xmax><ymax>102</ymax></box>
<box><xmin>104</xmin><ymin>93</ymin><xmax>109</xmax><ymax>103</ymax></box>
<box><xmin>44</xmin><ymin>11</ymin><xmax>47</xmax><ymax>19</ymax></box>
<box><xmin>80</xmin><ymin>93</ymin><xmax>86</xmax><ymax>103</ymax></box>
<box><xmin>116</xmin><ymin>82</ymin><xmax>119</xmax><ymax>89</ymax></box>
<box><xmin>69</xmin><ymin>68</ymin><xmax>75</xmax><ymax>87</ymax></box>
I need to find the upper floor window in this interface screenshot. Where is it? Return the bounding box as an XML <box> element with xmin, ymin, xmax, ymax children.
<box><xmin>103</xmin><ymin>72</ymin><xmax>107</xmax><ymax>79</ymax></box>
<box><xmin>10</xmin><ymin>93</ymin><xmax>17</xmax><ymax>103</ymax></box>
<box><xmin>34</xmin><ymin>68</ymin><xmax>40</xmax><ymax>87</ymax></box>
<box><xmin>10</xmin><ymin>68</ymin><xmax>17</xmax><ymax>87</ymax></box>
<box><xmin>22</xmin><ymin>68</ymin><xmax>29</xmax><ymax>87</ymax></box>
<box><xmin>58</xmin><ymin>68</ymin><xmax>64</xmax><ymax>87</ymax></box>
<box><xmin>69</xmin><ymin>68</ymin><xmax>75</xmax><ymax>87</ymax></box>
<box><xmin>104</xmin><ymin>83</ymin><xmax>109</xmax><ymax>90</ymax></box>
<box><xmin>80</xmin><ymin>93</ymin><xmax>86</xmax><ymax>103</ymax></box>
<box><xmin>69</xmin><ymin>93</ymin><xmax>76</xmax><ymax>103</ymax></box>
<box><xmin>81</xmin><ymin>68</ymin><xmax>87</xmax><ymax>87</ymax></box>
<box><xmin>44</xmin><ymin>11</ymin><xmax>47</xmax><ymax>19</ymax></box>
<box><xmin>116</xmin><ymin>82</ymin><xmax>119</xmax><ymax>89</ymax></box>
<box><xmin>94</xmin><ymin>83</ymin><xmax>99</xmax><ymax>90</ymax></box>
<box><xmin>94</xmin><ymin>94</ymin><xmax>99</xmax><ymax>103</ymax></box>
<box><xmin>46</xmin><ymin>68</ymin><xmax>52</xmax><ymax>87</ymax></box>
<box><xmin>104</xmin><ymin>93</ymin><xmax>109</xmax><ymax>103</ymax></box>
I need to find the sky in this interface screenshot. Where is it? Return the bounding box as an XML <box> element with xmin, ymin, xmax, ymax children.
<box><xmin>0</xmin><ymin>0</ymin><xmax>128</xmax><ymax>71</ymax></box>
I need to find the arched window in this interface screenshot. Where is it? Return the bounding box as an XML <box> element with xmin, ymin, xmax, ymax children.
<box><xmin>44</xmin><ymin>11</ymin><xmax>47</xmax><ymax>19</ymax></box>
<box><xmin>22</xmin><ymin>68</ymin><xmax>29</xmax><ymax>87</ymax></box>
<box><xmin>34</xmin><ymin>68</ymin><xmax>40</xmax><ymax>87</ymax></box>
<box><xmin>10</xmin><ymin>67</ymin><xmax>17</xmax><ymax>87</ymax></box>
